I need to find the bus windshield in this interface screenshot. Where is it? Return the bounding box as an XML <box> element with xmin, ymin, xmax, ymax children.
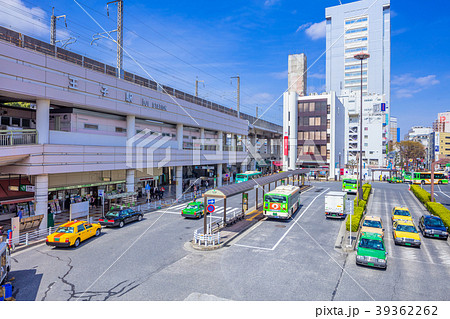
<box><xmin>265</xmin><ymin>195</ymin><xmax>286</xmax><ymax>203</ymax></box>
<box><xmin>343</xmin><ymin>179</ymin><xmax>357</xmax><ymax>184</ymax></box>
<box><xmin>236</xmin><ymin>174</ymin><xmax>247</xmax><ymax>180</ymax></box>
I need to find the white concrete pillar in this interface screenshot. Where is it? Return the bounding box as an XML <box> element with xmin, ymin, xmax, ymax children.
<box><xmin>217</xmin><ymin>163</ymin><xmax>223</xmax><ymax>187</ymax></box>
<box><xmin>36</xmin><ymin>99</ymin><xmax>50</xmax><ymax>144</ymax></box>
<box><xmin>35</xmin><ymin>174</ymin><xmax>48</xmax><ymax>229</ymax></box>
<box><xmin>231</xmin><ymin>133</ymin><xmax>236</xmax><ymax>151</ymax></box>
<box><xmin>126</xmin><ymin>115</ymin><xmax>136</xmax><ymax>139</ymax></box>
<box><xmin>176</xmin><ymin>166</ymin><xmax>183</xmax><ymax>199</ymax></box>
<box><xmin>177</xmin><ymin>124</ymin><xmax>183</xmax><ymax>150</ymax></box>
<box><xmin>200</xmin><ymin>128</ymin><xmax>205</xmax><ymax>150</ymax></box>
<box><xmin>126</xmin><ymin>169</ymin><xmax>135</xmax><ymax>192</ymax></box>
<box><xmin>218</xmin><ymin>131</ymin><xmax>223</xmax><ymax>152</ymax></box>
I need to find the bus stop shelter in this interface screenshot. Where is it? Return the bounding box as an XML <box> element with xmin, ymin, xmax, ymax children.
<box><xmin>201</xmin><ymin>169</ymin><xmax>310</xmax><ymax>234</ymax></box>
<box><xmin>370</xmin><ymin>168</ymin><xmax>399</xmax><ymax>181</ymax></box>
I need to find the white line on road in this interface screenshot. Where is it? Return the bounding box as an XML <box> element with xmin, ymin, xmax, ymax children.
<box><xmin>234</xmin><ymin>187</ymin><xmax>329</xmax><ymax>251</ymax></box>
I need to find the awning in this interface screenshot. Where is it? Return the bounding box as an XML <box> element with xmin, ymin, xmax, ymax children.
<box><xmin>0</xmin><ymin>197</ymin><xmax>34</xmax><ymax>205</ymax></box>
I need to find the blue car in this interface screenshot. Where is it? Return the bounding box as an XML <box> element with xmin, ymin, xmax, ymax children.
<box><xmin>418</xmin><ymin>215</ymin><xmax>448</xmax><ymax>239</ymax></box>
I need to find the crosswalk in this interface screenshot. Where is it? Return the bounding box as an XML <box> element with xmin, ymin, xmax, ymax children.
<box><xmin>152</xmin><ymin>202</ymin><xmax>242</xmax><ymax>219</ymax></box>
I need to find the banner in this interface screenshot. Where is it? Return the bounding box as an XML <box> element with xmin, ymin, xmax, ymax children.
<box><xmin>284</xmin><ymin>136</ymin><xmax>289</xmax><ymax>156</ymax></box>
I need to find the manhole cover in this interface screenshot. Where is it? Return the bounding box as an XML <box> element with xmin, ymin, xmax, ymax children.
<box><xmin>185</xmin><ymin>227</ymin><xmax>191</xmax><ymax>229</ymax></box>
<box><xmin>275</xmin><ymin>225</ymin><xmax>286</xmax><ymax>228</ymax></box>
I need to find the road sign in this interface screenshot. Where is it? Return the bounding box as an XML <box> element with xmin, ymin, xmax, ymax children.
<box><xmin>98</xmin><ymin>189</ymin><xmax>104</xmax><ymax>197</ymax></box>
<box><xmin>145</xmin><ymin>183</ymin><xmax>150</xmax><ymax>191</ymax></box>
<box><xmin>206</xmin><ymin>204</ymin><xmax>215</xmax><ymax>213</ymax></box>
<box><xmin>207</xmin><ymin>199</ymin><xmax>215</xmax><ymax>205</ymax></box>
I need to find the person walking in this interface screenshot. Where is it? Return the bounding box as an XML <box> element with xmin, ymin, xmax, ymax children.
<box><xmin>17</xmin><ymin>207</ymin><xmax>23</xmax><ymax>220</ymax></box>
<box><xmin>160</xmin><ymin>186</ymin><xmax>165</xmax><ymax>198</ymax></box>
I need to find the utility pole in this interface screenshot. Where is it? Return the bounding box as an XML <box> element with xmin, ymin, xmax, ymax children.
<box><xmin>108</xmin><ymin>0</ymin><xmax>123</xmax><ymax>76</ymax></box>
<box><xmin>231</xmin><ymin>75</ymin><xmax>240</xmax><ymax>118</ymax></box>
<box><xmin>92</xmin><ymin>1</ymin><xmax>123</xmax><ymax>78</ymax></box>
<box><xmin>195</xmin><ymin>77</ymin><xmax>204</xmax><ymax>97</ymax></box>
<box><xmin>50</xmin><ymin>7</ymin><xmax>67</xmax><ymax>45</ymax></box>
<box><xmin>256</xmin><ymin>106</ymin><xmax>258</xmax><ymax>119</ymax></box>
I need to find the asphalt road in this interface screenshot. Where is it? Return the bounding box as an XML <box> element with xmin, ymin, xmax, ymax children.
<box><xmin>7</xmin><ymin>181</ymin><xmax>450</xmax><ymax>301</ymax></box>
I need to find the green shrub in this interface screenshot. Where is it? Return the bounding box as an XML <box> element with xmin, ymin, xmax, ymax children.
<box><xmin>425</xmin><ymin>202</ymin><xmax>450</xmax><ymax>231</ymax></box>
<box><xmin>410</xmin><ymin>185</ymin><xmax>431</xmax><ymax>204</ymax></box>
<box><xmin>346</xmin><ymin>206</ymin><xmax>364</xmax><ymax>232</ymax></box>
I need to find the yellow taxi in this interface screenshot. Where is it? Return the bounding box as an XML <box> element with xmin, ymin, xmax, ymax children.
<box><xmin>392</xmin><ymin>220</ymin><xmax>421</xmax><ymax>247</ymax></box>
<box><xmin>360</xmin><ymin>215</ymin><xmax>384</xmax><ymax>237</ymax></box>
<box><xmin>391</xmin><ymin>206</ymin><xmax>413</xmax><ymax>223</ymax></box>
<box><xmin>46</xmin><ymin>220</ymin><xmax>102</xmax><ymax>248</ymax></box>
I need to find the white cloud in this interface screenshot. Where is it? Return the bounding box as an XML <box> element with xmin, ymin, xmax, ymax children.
<box><xmin>392</xmin><ymin>74</ymin><xmax>439</xmax><ymax>98</ymax></box>
<box><xmin>264</xmin><ymin>0</ymin><xmax>280</xmax><ymax>7</ymax></box>
<box><xmin>296</xmin><ymin>22</ymin><xmax>312</xmax><ymax>33</ymax></box>
<box><xmin>0</xmin><ymin>0</ymin><xmax>48</xmax><ymax>37</ymax></box>
<box><xmin>309</xmin><ymin>73</ymin><xmax>326</xmax><ymax>79</ymax></box>
<box><xmin>271</xmin><ymin>70</ymin><xmax>288</xmax><ymax>79</ymax></box>
<box><xmin>305</xmin><ymin>20</ymin><xmax>326</xmax><ymax>40</ymax></box>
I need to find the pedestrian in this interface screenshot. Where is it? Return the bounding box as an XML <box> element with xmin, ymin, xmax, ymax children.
<box><xmin>205</xmin><ymin>180</ymin><xmax>209</xmax><ymax>189</ymax></box>
<box><xmin>154</xmin><ymin>186</ymin><xmax>159</xmax><ymax>200</ymax></box>
<box><xmin>89</xmin><ymin>196</ymin><xmax>95</xmax><ymax>209</ymax></box>
<box><xmin>160</xmin><ymin>186</ymin><xmax>165</xmax><ymax>198</ymax></box>
<box><xmin>17</xmin><ymin>207</ymin><xmax>23</xmax><ymax>220</ymax></box>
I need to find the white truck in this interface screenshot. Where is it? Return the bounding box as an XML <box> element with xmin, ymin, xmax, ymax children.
<box><xmin>325</xmin><ymin>191</ymin><xmax>348</xmax><ymax>219</ymax></box>
<box><xmin>1</xmin><ymin>242</ymin><xmax>11</xmax><ymax>285</ymax></box>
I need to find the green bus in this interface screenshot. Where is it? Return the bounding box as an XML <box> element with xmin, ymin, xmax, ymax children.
<box><xmin>236</xmin><ymin>171</ymin><xmax>262</xmax><ymax>183</ymax></box>
<box><xmin>403</xmin><ymin>171</ymin><xmax>413</xmax><ymax>184</ymax></box>
<box><xmin>263</xmin><ymin>185</ymin><xmax>300</xmax><ymax>219</ymax></box>
<box><xmin>342</xmin><ymin>176</ymin><xmax>358</xmax><ymax>194</ymax></box>
<box><xmin>412</xmin><ymin>172</ymin><xmax>449</xmax><ymax>185</ymax></box>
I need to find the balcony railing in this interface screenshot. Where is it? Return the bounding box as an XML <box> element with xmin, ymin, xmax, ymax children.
<box><xmin>0</xmin><ymin>129</ymin><xmax>37</xmax><ymax>146</ymax></box>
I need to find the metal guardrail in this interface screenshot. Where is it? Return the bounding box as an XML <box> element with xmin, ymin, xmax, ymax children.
<box><xmin>0</xmin><ymin>129</ymin><xmax>37</xmax><ymax>146</ymax></box>
<box><xmin>5</xmin><ymin>226</ymin><xmax>58</xmax><ymax>250</ymax></box>
<box><xmin>193</xmin><ymin>229</ymin><xmax>221</xmax><ymax>246</ymax></box>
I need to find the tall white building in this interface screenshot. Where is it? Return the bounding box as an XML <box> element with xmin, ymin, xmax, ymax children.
<box><xmin>339</xmin><ymin>90</ymin><xmax>387</xmax><ymax>172</ymax></box>
<box><xmin>288</xmin><ymin>54</ymin><xmax>307</xmax><ymax>97</ymax></box>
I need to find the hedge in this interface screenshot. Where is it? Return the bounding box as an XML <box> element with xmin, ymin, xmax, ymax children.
<box><xmin>346</xmin><ymin>183</ymin><xmax>372</xmax><ymax>232</ymax></box>
<box><xmin>425</xmin><ymin>202</ymin><xmax>450</xmax><ymax>231</ymax></box>
<box><xmin>410</xmin><ymin>185</ymin><xmax>431</xmax><ymax>204</ymax></box>
<box><xmin>410</xmin><ymin>185</ymin><xmax>450</xmax><ymax>231</ymax></box>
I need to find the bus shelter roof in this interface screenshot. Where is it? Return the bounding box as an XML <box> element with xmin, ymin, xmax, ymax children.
<box><xmin>203</xmin><ymin>169</ymin><xmax>310</xmax><ymax>198</ymax></box>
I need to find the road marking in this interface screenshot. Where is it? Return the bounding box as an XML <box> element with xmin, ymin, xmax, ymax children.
<box><xmin>246</xmin><ymin>211</ymin><xmax>263</xmax><ymax>221</ymax></box>
<box><xmin>234</xmin><ymin>187</ymin><xmax>330</xmax><ymax>251</ymax></box>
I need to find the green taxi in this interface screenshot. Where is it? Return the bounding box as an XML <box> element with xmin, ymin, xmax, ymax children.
<box><xmin>181</xmin><ymin>201</ymin><xmax>205</xmax><ymax>219</ymax></box>
<box><xmin>356</xmin><ymin>232</ymin><xmax>387</xmax><ymax>269</ymax></box>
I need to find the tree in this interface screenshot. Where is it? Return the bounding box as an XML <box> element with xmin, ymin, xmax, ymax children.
<box><xmin>398</xmin><ymin>141</ymin><xmax>425</xmax><ymax>170</ymax></box>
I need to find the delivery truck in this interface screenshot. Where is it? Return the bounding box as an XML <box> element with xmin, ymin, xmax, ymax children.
<box><xmin>325</xmin><ymin>191</ymin><xmax>347</xmax><ymax>219</ymax></box>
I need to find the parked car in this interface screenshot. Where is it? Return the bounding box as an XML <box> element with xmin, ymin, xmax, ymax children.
<box><xmin>392</xmin><ymin>206</ymin><xmax>413</xmax><ymax>223</ymax></box>
<box><xmin>99</xmin><ymin>208</ymin><xmax>143</xmax><ymax>228</ymax></box>
<box><xmin>46</xmin><ymin>220</ymin><xmax>101</xmax><ymax>248</ymax></box>
<box><xmin>356</xmin><ymin>232</ymin><xmax>387</xmax><ymax>269</ymax></box>
<box><xmin>418</xmin><ymin>215</ymin><xmax>448</xmax><ymax>239</ymax></box>
<box><xmin>392</xmin><ymin>220</ymin><xmax>421</xmax><ymax>247</ymax></box>
<box><xmin>181</xmin><ymin>201</ymin><xmax>205</xmax><ymax>219</ymax></box>
<box><xmin>360</xmin><ymin>216</ymin><xmax>384</xmax><ymax>237</ymax></box>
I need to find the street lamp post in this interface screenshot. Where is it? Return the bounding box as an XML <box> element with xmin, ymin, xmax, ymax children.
<box><xmin>354</xmin><ymin>51</ymin><xmax>370</xmax><ymax>202</ymax></box>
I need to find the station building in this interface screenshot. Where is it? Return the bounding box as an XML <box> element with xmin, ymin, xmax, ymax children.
<box><xmin>0</xmin><ymin>26</ymin><xmax>282</xmax><ymax>226</ymax></box>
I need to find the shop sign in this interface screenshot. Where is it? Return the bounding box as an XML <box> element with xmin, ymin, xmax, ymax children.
<box><xmin>19</xmin><ymin>185</ymin><xmax>35</xmax><ymax>192</ymax></box>
<box><xmin>7</xmin><ymin>185</ymin><xmax>19</xmax><ymax>192</ymax></box>
<box><xmin>202</xmin><ymin>166</ymin><xmax>214</xmax><ymax>169</ymax></box>
<box><xmin>284</xmin><ymin>136</ymin><xmax>289</xmax><ymax>156</ymax></box>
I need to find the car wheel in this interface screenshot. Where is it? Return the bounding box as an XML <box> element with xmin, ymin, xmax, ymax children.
<box><xmin>438</xmin><ymin>180</ymin><xmax>442</xmax><ymax>184</ymax></box>
<box><xmin>138</xmin><ymin>214</ymin><xmax>143</xmax><ymax>221</ymax></box>
<box><xmin>74</xmin><ymin>238</ymin><xmax>80</xmax><ymax>247</ymax></box>
<box><xmin>119</xmin><ymin>221</ymin><xmax>124</xmax><ymax>228</ymax></box>
<box><xmin>95</xmin><ymin>229</ymin><xmax>101</xmax><ymax>237</ymax></box>
<box><xmin>421</xmin><ymin>180</ymin><xmax>425</xmax><ymax>185</ymax></box>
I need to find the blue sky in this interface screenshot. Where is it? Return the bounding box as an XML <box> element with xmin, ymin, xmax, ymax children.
<box><xmin>1</xmin><ymin>0</ymin><xmax>449</xmax><ymax>136</ymax></box>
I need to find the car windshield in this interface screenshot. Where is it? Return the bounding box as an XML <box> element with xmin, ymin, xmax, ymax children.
<box><xmin>394</xmin><ymin>210</ymin><xmax>410</xmax><ymax>216</ymax></box>
<box><xmin>187</xmin><ymin>204</ymin><xmax>199</xmax><ymax>209</ymax></box>
<box><xmin>359</xmin><ymin>238</ymin><xmax>384</xmax><ymax>251</ymax></box>
<box><xmin>363</xmin><ymin>220</ymin><xmax>382</xmax><ymax>228</ymax></box>
<box><xmin>396</xmin><ymin>224</ymin><xmax>417</xmax><ymax>233</ymax></box>
<box><xmin>56</xmin><ymin>227</ymin><xmax>74</xmax><ymax>233</ymax></box>
<box><xmin>343</xmin><ymin>179</ymin><xmax>357</xmax><ymax>184</ymax></box>
<box><xmin>265</xmin><ymin>195</ymin><xmax>286</xmax><ymax>203</ymax></box>
<box><xmin>425</xmin><ymin>218</ymin><xmax>444</xmax><ymax>227</ymax></box>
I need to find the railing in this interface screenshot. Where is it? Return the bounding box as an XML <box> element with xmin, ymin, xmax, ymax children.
<box><xmin>193</xmin><ymin>229</ymin><xmax>221</xmax><ymax>246</ymax></box>
<box><xmin>5</xmin><ymin>225</ymin><xmax>59</xmax><ymax>250</ymax></box>
<box><xmin>0</xmin><ymin>25</ymin><xmax>282</xmax><ymax>133</ymax></box>
<box><xmin>0</xmin><ymin>129</ymin><xmax>37</xmax><ymax>146</ymax></box>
